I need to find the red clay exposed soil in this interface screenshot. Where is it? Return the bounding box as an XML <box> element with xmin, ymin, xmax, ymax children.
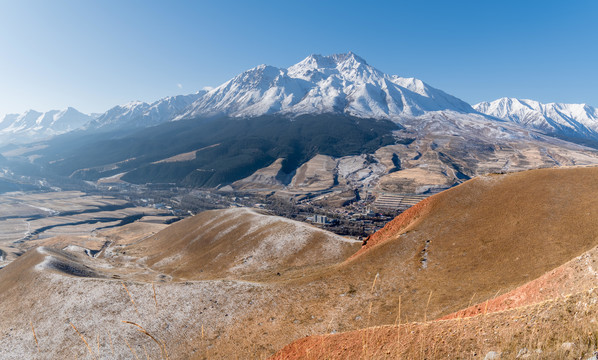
<box><xmin>272</xmin><ymin>285</ymin><xmax>598</xmax><ymax>360</ymax></box>
<box><xmin>441</xmin><ymin>266</ymin><xmax>573</xmax><ymax>320</ymax></box>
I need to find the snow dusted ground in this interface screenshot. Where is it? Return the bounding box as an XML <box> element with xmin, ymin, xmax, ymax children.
<box><xmin>124</xmin><ymin>207</ymin><xmax>361</xmax><ymax>279</ymax></box>
<box><xmin>337</xmin><ymin>154</ymin><xmax>387</xmax><ymax>188</ymax></box>
<box><xmin>0</xmin><ymin>261</ymin><xmax>268</xmax><ymax>359</ymax></box>
<box><xmin>220</xmin><ymin>208</ymin><xmax>359</xmax><ymax>273</ymax></box>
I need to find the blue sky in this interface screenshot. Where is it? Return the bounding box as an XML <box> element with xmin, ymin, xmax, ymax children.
<box><xmin>0</xmin><ymin>0</ymin><xmax>597</xmax><ymax>115</ymax></box>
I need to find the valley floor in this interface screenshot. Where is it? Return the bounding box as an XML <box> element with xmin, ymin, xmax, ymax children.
<box><xmin>0</xmin><ymin>190</ymin><xmax>174</xmax><ymax>268</ymax></box>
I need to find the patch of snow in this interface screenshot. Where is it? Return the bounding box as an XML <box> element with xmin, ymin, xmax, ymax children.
<box><xmin>484</xmin><ymin>351</ymin><xmax>501</xmax><ymax>360</ymax></box>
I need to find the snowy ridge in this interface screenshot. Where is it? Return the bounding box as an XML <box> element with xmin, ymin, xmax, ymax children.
<box><xmin>88</xmin><ymin>91</ymin><xmax>206</xmax><ymax>130</ymax></box>
<box><xmin>177</xmin><ymin>52</ymin><xmax>474</xmax><ymax>120</ymax></box>
<box><xmin>474</xmin><ymin>98</ymin><xmax>598</xmax><ymax>140</ymax></box>
<box><xmin>0</xmin><ymin>107</ymin><xmax>93</xmax><ymax>143</ymax></box>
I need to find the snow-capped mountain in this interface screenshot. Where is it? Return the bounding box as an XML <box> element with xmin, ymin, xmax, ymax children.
<box><xmin>88</xmin><ymin>92</ymin><xmax>206</xmax><ymax>130</ymax></box>
<box><xmin>176</xmin><ymin>52</ymin><xmax>474</xmax><ymax>120</ymax></box>
<box><xmin>474</xmin><ymin>98</ymin><xmax>598</xmax><ymax>141</ymax></box>
<box><xmin>0</xmin><ymin>107</ymin><xmax>93</xmax><ymax>143</ymax></box>
<box><xmin>7</xmin><ymin>53</ymin><xmax>598</xmax><ymax>150</ymax></box>
<box><xmin>0</xmin><ymin>53</ymin><xmax>480</xmax><ymax>140</ymax></box>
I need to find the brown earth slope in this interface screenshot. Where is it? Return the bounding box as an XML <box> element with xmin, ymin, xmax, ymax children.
<box><xmin>273</xmin><ymin>166</ymin><xmax>598</xmax><ymax>359</ymax></box>
<box><xmin>2</xmin><ymin>167</ymin><xmax>598</xmax><ymax>359</ymax></box>
<box><xmin>299</xmin><ymin>166</ymin><xmax>598</xmax><ymax>328</ymax></box>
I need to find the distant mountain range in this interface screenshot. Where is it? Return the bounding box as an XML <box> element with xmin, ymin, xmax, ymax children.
<box><xmin>2</xmin><ymin>53</ymin><xmax>597</xmax><ymax>146</ymax></box>
<box><xmin>474</xmin><ymin>97</ymin><xmax>598</xmax><ymax>145</ymax></box>
<box><xmin>0</xmin><ymin>107</ymin><xmax>94</xmax><ymax>143</ymax></box>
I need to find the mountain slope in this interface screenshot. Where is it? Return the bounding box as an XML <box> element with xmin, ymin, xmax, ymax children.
<box><xmin>474</xmin><ymin>97</ymin><xmax>598</xmax><ymax>145</ymax></box>
<box><xmin>22</xmin><ymin>109</ymin><xmax>598</xmax><ymax>193</ymax></box>
<box><xmin>39</xmin><ymin>114</ymin><xmax>399</xmax><ymax>188</ymax></box>
<box><xmin>177</xmin><ymin>52</ymin><xmax>474</xmax><ymax>120</ymax></box>
<box><xmin>0</xmin><ymin>107</ymin><xmax>93</xmax><ymax>143</ymax></box>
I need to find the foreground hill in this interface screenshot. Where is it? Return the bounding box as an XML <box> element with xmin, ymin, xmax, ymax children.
<box><xmin>2</xmin><ymin>167</ymin><xmax>598</xmax><ymax>358</ymax></box>
<box><xmin>119</xmin><ymin>208</ymin><xmax>361</xmax><ymax>281</ymax></box>
<box><xmin>274</xmin><ymin>166</ymin><xmax>598</xmax><ymax>359</ymax></box>
<box><xmin>275</xmin><ymin>243</ymin><xmax>598</xmax><ymax>359</ymax></box>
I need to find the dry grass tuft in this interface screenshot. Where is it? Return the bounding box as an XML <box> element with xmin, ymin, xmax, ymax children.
<box><xmin>121</xmin><ymin>281</ymin><xmax>140</xmax><ymax>317</ymax></box>
<box><xmin>70</xmin><ymin>321</ymin><xmax>95</xmax><ymax>360</ymax></box>
<box><xmin>152</xmin><ymin>281</ymin><xmax>158</xmax><ymax>313</ymax></box>
<box><xmin>424</xmin><ymin>291</ymin><xmax>433</xmax><ymax>323</ymax></box>
<box><xmin>108</xmin><ymin>331</ymin><xmax>114</xmax><ymax>356</ymax></box>
<box><xmin>30</xmin><ymin>320</ymin><xmax>39</xmax><ymax>353</ymax></box>
<box><xmin>122</xmin><ymin>320</ymin><xmax>170</xmax><ymax>360</ymax></box>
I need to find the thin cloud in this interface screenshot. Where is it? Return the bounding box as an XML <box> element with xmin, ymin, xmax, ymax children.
<box><xmin>177</xmin><ymin>83</ymin><xmax>183</xmax><ymax>89</ymax></box>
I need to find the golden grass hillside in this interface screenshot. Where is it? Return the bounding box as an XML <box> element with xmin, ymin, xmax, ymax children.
<box><xmin>272</xmin><ymin>166</ymin><xmax>598</xmax><ymax>359</ymax></box>
<box><xmin>277</xmin><ymin>166</ymin><xmax>598</xmax><ymax>331</ymax></box>
<box><xmin>2</xmin><ymin>167</ymin><xmax>598</xmax><ymax>359</ymax></box>
<box><xmin>274</xmin><ymin>242</ymin><xmax>598</xmax><ymax>359</ymax></box>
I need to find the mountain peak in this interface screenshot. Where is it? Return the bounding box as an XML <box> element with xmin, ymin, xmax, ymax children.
<box><xmin>299</xmin><ymin>52</ymin><xmax>368</xmax><ymax>68</ymax></box>
<box><xmin>331</xmin><ymin>51</ymin><xmax>368</xmax><ymax>65</ymax></box>
<box><xmin>177</xmin><ymin>52</ymin><xmax>474</xmax><ymax>120</ymax></box>
<box><xmin>289</xmin><ymin>52</ymin><xmax>370</xmax><ymax>76</ymax></box>
<box><xmin>88</xmin><ymin>92</ymin><xmax>205</xmax><ymax>131</ymax></box>
<box><xmin>59</xmin><ymin>107</ymin><xmax>84</xmax><ymax>116</ymax></box>
<box><xmin>22</xmin><ymin>109</ymin><xmax>42</xmax><ymax>116</ymax></box>
<box><xmin>0</xmin><ymin>107</ymin><xmax>92</xmax><ymax>143</ymax></box>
